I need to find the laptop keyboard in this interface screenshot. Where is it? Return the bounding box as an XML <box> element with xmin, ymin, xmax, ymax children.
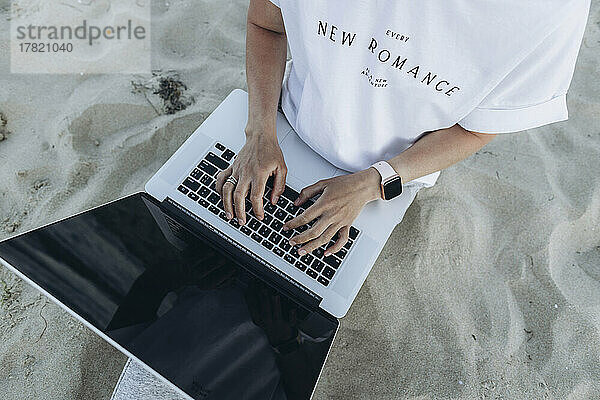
<box><xmin>176</xmin><ymin>142</ymin><xmax>361</xmax><ymax>287</ymax></box>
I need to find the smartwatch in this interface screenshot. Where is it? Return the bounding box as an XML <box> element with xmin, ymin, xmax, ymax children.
<box><xmin>370</xmin><ymin>161</ymin><xmax>403</xmax><ymax>200</ymax></box>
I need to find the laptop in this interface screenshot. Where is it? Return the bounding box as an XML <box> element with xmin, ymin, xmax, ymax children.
<box><xmin>0</xmin><ymin>89</ymin><xmax>417</xmax><ymax>399</ymax></box>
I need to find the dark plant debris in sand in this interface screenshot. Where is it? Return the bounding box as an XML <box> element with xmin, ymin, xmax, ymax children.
<box><xmin>131</xmin><ymin>71</ymin><xmax>195</xmax><ymax>115</ymax></box>
<box><xmin>0</xmin><ymin>112</ymin><xmax>10</xmax><ymax>142</ymax></box>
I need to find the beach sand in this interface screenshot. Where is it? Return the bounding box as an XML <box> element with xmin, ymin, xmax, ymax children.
<box><xmin>1</xmin><ymin>0</ymin><xmax>599</xmax><ymax>399</ymax></box>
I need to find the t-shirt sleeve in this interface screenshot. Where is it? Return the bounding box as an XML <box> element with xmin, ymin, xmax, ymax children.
<box><xmin>268</xmin><ymin>0</ymin><xmax>280</xmax><ymax>7</ymax></box>
<box><xmin>458</xmin><ymin>1</ymin><xmax>589</xmax><ymax>134</ymax></box>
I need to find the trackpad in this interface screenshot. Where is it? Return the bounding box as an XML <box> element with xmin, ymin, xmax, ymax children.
<box><xmin>280</xmin><ymin>131</ymin><xmax>337</xmax><ymax>186</ymax></box>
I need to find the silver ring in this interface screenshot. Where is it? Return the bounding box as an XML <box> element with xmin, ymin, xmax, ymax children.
<box><xmin>225</xmin><ymin>176</ymin><xmax>238</xmax><ymax>186</ymax></box>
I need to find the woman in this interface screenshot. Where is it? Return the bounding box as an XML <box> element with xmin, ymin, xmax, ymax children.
<box><xmin>215</xmin><ymin>0</ymin><xmax>590</xmax><ymax>256</ymax></box>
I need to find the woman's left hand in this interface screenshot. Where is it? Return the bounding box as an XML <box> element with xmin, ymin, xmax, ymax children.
<box><xmin>283</xmin><ymin>168</ymin><xmax>381</xmax><ymax>256</ymax></box>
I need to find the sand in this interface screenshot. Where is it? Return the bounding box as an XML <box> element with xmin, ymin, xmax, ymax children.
<box><xmin>1</xmin><ymin>0</ymin><xmax>599</xmax><ymax>399</ymax></box>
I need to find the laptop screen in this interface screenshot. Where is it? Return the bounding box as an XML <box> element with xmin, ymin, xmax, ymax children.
<box><xmin>0</xmin><ymin>193</ymin><xmax>337</xmax><ymax>400</ymax></box>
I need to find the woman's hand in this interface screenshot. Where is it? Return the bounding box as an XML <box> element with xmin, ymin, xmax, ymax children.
<box><xmin>283</xmin><ymin>168</ymin><xmax>381</xmax><ymax>256</ymax></box>
<box><xmin>215</xmin><ymin>130</ymin><xmax>287</xmax><ymax>224</ymax></box>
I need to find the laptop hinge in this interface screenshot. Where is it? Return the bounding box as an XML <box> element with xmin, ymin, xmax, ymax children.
<box><xmin>162</xmin><ymin>197</ymin><xmax>322</xmax><ymax>310</ymax></box>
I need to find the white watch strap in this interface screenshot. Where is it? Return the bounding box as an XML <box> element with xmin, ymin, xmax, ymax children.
<box><xmin>371</xmin><ymin>161</ymin><xmax>398</xmax><ymax>182</ymax></box>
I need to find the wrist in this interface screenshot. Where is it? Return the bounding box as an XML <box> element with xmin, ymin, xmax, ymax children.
<box><xmin>244</xmin><ymin>124</ymin><xmax>277</xmax><ymax>142</ymax></box>
<box><xmin>360</xmin><ymin>167</ymin><xmax>383</xmax><ymax>202</ymax></box>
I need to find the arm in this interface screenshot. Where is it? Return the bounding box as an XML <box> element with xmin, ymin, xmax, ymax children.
<box><xmin>283</xmin><ymin>124</ymin><xmax>495</xmax><ymax>255</ymax></box>
<box><xmin>216</xmin><ymin>0</ymin><xmax>289</xmax><ymax>224</ymax></box>
<box><xmin>245</xmin><ymin>0</ymin><xmax>288</xmax><ymax>137</ymax></box>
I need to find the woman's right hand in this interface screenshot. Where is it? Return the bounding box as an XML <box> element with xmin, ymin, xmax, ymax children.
<box><xmin>215</xmin><ymin>130</ymin><xmax>287</xmax><ymax>225</ymax></box>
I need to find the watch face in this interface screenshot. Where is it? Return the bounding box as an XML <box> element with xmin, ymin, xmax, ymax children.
<box><xmin>383</xmin><ymin>176</ymin><xmax>403</xmax><ymax>200</ymax></box>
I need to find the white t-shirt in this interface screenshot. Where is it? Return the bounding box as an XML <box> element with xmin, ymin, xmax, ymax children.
<box><xmin>268</xmin><ymin>0</ymin><xmax>589</xmax><ymax>187</ymax></box>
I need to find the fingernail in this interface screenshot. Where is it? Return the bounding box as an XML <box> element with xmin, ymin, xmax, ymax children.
<box><xmin>273</xmin><ymin>196</ymin><xmax>279</xmax><ymax>204</ymax></box>
<box><xmin>238</xmin><ymin>218</ymin><xmax>244</xmax><ymax>225</ymax></box>
<box><xmin>298</xmin><ymin>249</ymin><xmax>307</xmax><ymax>256</ymax></box>
<box><xmin>257</xmin><ymin>215</ymin><xmax>263</xmax><ymax>221</ymax></box>
<box><xmin>226</xmin><ymin>212</ymin><xmax>232</xmax><ymax>220</ymax></box>
<box><xmin>324</xmin><ymin>252</ymin><xmax>331</xmax><ymax>257</ymax></box>
<box><xmin>293</xmin><ymin>199</ymin><xmax>299</xmax><ymax>205</ymax></box>
<box><xmin>282</xmin><ymin>226</ymin><xmax>289</xmax><ymax>231</ymax></box>
<box><xmin>289</xmin><ymin>240</ymin><xmax>295</xmax><ymax>246</ymax></box>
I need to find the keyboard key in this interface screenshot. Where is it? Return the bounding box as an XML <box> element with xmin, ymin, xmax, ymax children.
<box><xmin>263</xmin><ymin>240</ymin><xmax>274</xmax><ymax>250</ymax></box>
<box><xmin>295</xmin><ymin>261</ymin><xmax>307</xmax><ymax>271</ymax></box>
<box><xmin>273</xmin><ymin>247</ymin><xmax>285</xmax><ymax>257</ymax></box>
<box><xmin>209</xmin><ymin>181</ymin><xmax>217</xmax><ymax>191</ymax></box>
<box><xmin>282</xmin><ymin>186</ymin><xmax>299</xmax><ymax>202</ymax></box>
<box><xmin>285</xmin><ymin>215</ymin><xmax>294</xmax><ymax>223</ymax></box>
<box><xmin>190</xmin><ymin>168</ymin><xmax>203</xmax><ymax>180</ymax></box>
<box><xmin>296</xmin><ymin>225</ymin><xmax>308</xmax><ymax>233</ymax></box>
<box><xmin>229</xmin><ymin>218</ymin><xmax>240</xmax><ymax>228</ymax></box>
<box><xmin>336</xmin><ymin>248</ymin><xmax>348</xmax><ymax>259</ymax></box>
<box><xmin>270</xmin><ymin>220</ymin><xmax>283</xmax><ymax>231</ymax></box>
<box><xmin>258</xmin><ymin>225</ymin><xmax>271</xmax><ymax>238</ymax></box>
<box><xmin>322</xmin><ymin>266</ymin><xmax>336</xmax><ymax>279</ymax></box>
<box><xmin>290</xmin><ymin>245</ymin><xmax>301</xmax><ymax>259</ymax></box>
<box><xmin>206</xmin><ymin>152</ymin><xmax>230</xmax><ymax>170</ymax></box>
<box><xmin>215</xmin><ymin>142</ymin><xmax>226</xmax><ymax>151</ymax></box>
<box><xmin>312</xmin><ymin>247</ymin><xmax>324</xmax><ymax>258</ymax></box>
<box><xmin>188</xmin><ymin>192</ymin><xmax>199</xmax><ymax>201</ymax></box>
<box><xmin>208</xmin><ymin>205</ymin><xmax>219</xmax><ymax>215</ymax></box>
<box><xmin>300</xmin><ymin>253</ymin><xmax>314</xmax><ymax>265</ymax></box>
<box><xmin>182</xmin><ymin>177</ymin><xmax>200</xmax><ymax>192</ymax></box>
<box><xmin>251</xmin><ymin>233</ymin><xmax>262</xmax><ymax>243</ymax></box>
<box><xmin>281</xmin><ymin>229</ymin><xmax>293</xmax><ymax>239</ymax></box>
<box><xmin>219</xmin><ymin>211</ymin><xmax>228</xmax><ymax>221</ymax></box>
<box><xmin>311</xmin><ymin>259</ymin><xmax>325</xmax><ymax>272</ymax></box>
<box><xmin>217</xmin><ymin>200</ymin><xmax>225</xmax><ymax>210</ymax></box>
<box><xmin>200</xmin><ymin>175</ymin><xmax>213</xmax><ymax>186</ymax></box>
<box><xmin>349</xmin><ymin>226</ymin><xmax>359</xmax><ymax>240</ymax></box>
<box><xmin>277</xmin><ymin>197</ymin><xmax>289</xmax><ymax>208</ymax></box>
<box><xmin>279</xmin><ymin>240</ymin><xmax>291</xmax><ymax>252</ymax></box>
<box><xmin>198</xmin><ymin>160</ymin><xmax>217</xmax><ymax>176</ymax></box>
<box><xmin>248</xmin><ymin>219</ymin><xmax>260</xmax><ymax>231</ymax></box>
<box><xmin>240</xmin><ymin>226</ymin><xmax>252</xmax><ymax>236</ymax></box>
<box><xmin>198</xmin><ymin>199</ymin><xmax>209</xmax><ymax>208</ymax></box>
<box><xmin>269</xmin><ymin>232</ymin><xmax>282</xmax><ymax>245</ymax></box>
<box><xmin>177</xmin><ymin>185</ymin><xmax>189</xmax><ymax>195</ymax></box>
<box><xmin>222</xmin><ymin>149</ymin><xmax>235</xmax><ymax>161</ymax></box>
<box><xmin>284</xmin><ymin>254</ymin><xmax>295</xmax><ymax>264</ymax></box>
<box><xmin>264</xmin><ymin>202</ymin><xmax>277</xmax><ymax>214</ymax></box>
<box><xmin>324</xmin><ymin>255</ymin><xmax>341</xmax><ymax>269</ymax></box>
<box><xmin>262</xmin><ymin>214</ymin><xmax>273</xmax><ymax>225</ymax></box>
<box><xmin>306</xmin><ymin>269</ymin><xmax>318</xmax><ymax>279</ymax></box>
<box><xmin>199</xmin><ymin>187</ymin><xmax>210</xmax><ymax>198</ymax></box>
<box><xmin>317</xmin><ymin>276</ymin><xmax>330</xmax><ymax>286</ymax></box>
<box><xmin>286</xmin><ymin>203</ymin><xmax>299</xmax><ymax>214</ymax></box>
<box><xmin>274</xmin><ymin>209</ymin><xmax>287</xmax><ymax>221</ymax></box>
<box><xmin>208</xmin><ymin>193</ymin><xmax>220</xmax><ymax>205</ymax></box>
<box><xmin>344</xmin><ymin>239</ymin><xmax>353</xmax><ymax>250</ymax></box>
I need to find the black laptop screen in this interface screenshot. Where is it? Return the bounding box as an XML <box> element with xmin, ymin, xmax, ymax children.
<box><xmin>0</xmin><ymin>193</ymin><xmax>337</xmax><ymax>400</ymax></box>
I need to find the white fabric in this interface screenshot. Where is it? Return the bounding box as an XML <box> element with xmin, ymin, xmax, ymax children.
<box><xmin>111</xmin><ymin>359</ymin><xmax>187</xmax><ymax>400</ymax></box>
<box><xmin>269</xmin><ymin>0</ymin><xmax>589</xmax><ymax>187</ymax></box>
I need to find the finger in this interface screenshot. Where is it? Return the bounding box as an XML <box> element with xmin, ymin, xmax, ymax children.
<box><xmin>270</xmin><ymin>165</ymin><xmax>287</xmax><ymax>205</ymax></box>
<box><xmin>289</xmin><ymin>217</ymin><xmax>330</xmax><ymax>246</ymax></box>
<box><xmin>222</xmin><ymin>181</ymin><xmax>235</xmax><ymax>220</ymax></box>
<box><xmin>299</xmin><ymin>224</ymin><xmax>340</xmax><ymax>255</ymax></box>
<box><xmin>250</xmin><ymin>174</ymin><xmax>268</xmax><ymax>220</ymax></box>
<box><xmin>325</xmin><ymin>225</ymin><xmax>349</xmax><ymax>256</ymax></box>
<box><xmin>294</xmin><ymin>180</ymin><xmax>326</xmax><ymax>206</ymax></box>
<box><xmin>215</xmin><ymin>167</ymin><xmax>232</xmax><ymax>195</ymax></box>
<box><xmin>233</xmin><ymin>177</ymin><xmax>251</xmax><ymax>224</ymax></box>
<box><xmin>283</xmin><ymin>201</ymin><xmax>323</xmax><ymax>230</ymax></box>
